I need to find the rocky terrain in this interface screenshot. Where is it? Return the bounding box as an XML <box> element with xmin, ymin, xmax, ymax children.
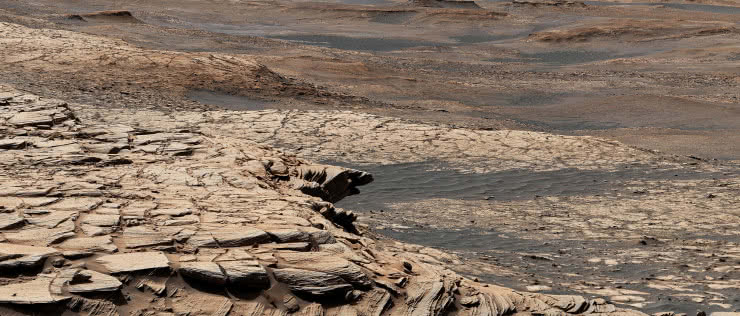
<box><xmin>0</xmin><ymin>0</ymin><xmax>739</xmax><ymax>314</ymax></box>
<box><xmin>0</xmin><ymin>85</ymin><xmax>657</xmax><ymax>316</ymax></box>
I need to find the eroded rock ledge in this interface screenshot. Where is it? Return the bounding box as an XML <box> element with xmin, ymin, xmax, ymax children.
<box><xmin>0</xmin><ymin>87</ymin><xmax>645</xmax><ymax>315</ymax></box>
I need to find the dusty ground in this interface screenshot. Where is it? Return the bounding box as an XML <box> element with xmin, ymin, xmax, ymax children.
<box><xmin>1</xmin><ymin>0</ymin><xmax>739</xmax><ymax>160</ymax></box>
<box><xmin>0</xmin><ymin>0</ymin><xmax>739</xmax><ymax>314</ymax></box>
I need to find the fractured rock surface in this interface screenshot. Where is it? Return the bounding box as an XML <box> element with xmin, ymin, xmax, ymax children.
<box><xmin>0</xmin><ymin>86</ymin><xmax>648</xmax><ymax>315</ymax></box>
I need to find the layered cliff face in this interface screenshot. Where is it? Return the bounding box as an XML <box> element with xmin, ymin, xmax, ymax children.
<box><xmin>0</xmin><ymin>87</ymin><xmax>647</xmax><ymax>315</ymax></box>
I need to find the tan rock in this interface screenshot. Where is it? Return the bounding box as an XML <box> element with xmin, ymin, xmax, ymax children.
<box><xmin>94</xmin><ymin>252</ymin><xmax>170</xmax><ymax>273</ymax></box>
<box><xmin>0</xmin><ymin>275</ymin><xmax>68</xmax><ymax>304</ymax></box>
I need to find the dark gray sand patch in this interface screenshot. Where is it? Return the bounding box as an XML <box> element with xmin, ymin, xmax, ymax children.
<box><xmin>584</xmin><ymin>1</ymin><xmax>740</xmax><ymax>14</ymax></box>
<box><xmin>332</xmin><ymin>160</ymin><xmax>737</xmax><ymax>313</ymax></box>
<box><xmin>487</xmin><ymin>57</ymin><xmax>537</xmax><ymax>63</ymax></box>
<box><xmin>376</xmin><ymin>226</ymin><xmax>740</xmax><ymax>314</ymax></box>
<box><xmin>503</xmin><ymin>92</ymin><xmax>561</xmax><ymax>106</ymax></box>
<box><xmin>452</xmin><ymin>32</ymin><xmax>522</xmax><ymax>44</ymax></box>
<box><xmin>333</xmin><ymin>161</ymin><xmax>725</xmax><ymax>211</ymax></box>
<box><xmin>517</xmin><ymin>117</ymin><xmax>626</xmax><ymax>130</ymax></box>
<box><xmin>337</xmin><ymin>0</ymin><xmax>395</xmax><ymax>5</ymax></box>
<box><xmin>490</xmin><ymin>91</ymin><xmax>571</xmax><ymax>107</ymax></box>
<box><xmin>369</xmin><ymin>11</ymin><xmax>418</xmax><ymax>24</ymax></box>
<box><xmin>491</xmin><ymin>50</ymin><xmax>641</xmax><ymax>66</ymax></box>
<box><xmin>186</xmin><ymin>90</ymin><xmax>271</xmax><ymax>111</ymax></box>
<box><xmin>486</xmin><ymin>50</ymin><xmax>646</xmax><ymax>69</ymax></box>
<box><xmin>267</xmin><ymin>34</ymin><xmax>443</xmax><ymax>52</ymax></box>
<box><xmin>522</xmin><ymin>50</ymin><xmax>627</xmax><ymax>65</ymax></box>
<box><xmin>509</xmin><ymin>94</ymin><xmax>740</xmax><ymax>132</ymax></box>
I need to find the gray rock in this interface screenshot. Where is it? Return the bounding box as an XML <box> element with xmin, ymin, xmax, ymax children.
<box><xmin>179</xmin><ymin>262</ymin><xmax>227</xmax><ymax>286</ymax></box>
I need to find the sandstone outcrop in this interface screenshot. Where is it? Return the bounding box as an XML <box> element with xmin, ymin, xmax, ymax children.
<box><xmin>0</xmin><ymin>87</ymin><xmax>648</xmax><ymax>315</ymax></box>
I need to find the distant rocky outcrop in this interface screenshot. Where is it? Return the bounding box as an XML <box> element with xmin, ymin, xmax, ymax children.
<box><xmin>411</xmin><ymin>0</ymin><xmax>483</xmax><ymax>9</ymax></box>
<box><xmin>512</xmin><ymin>0</ymin><xmax>587</xmax><ymax>7</ymax></box>
<box><xmin>67</xmin><ymin>10</ymin><xmax>142</xmax><ymax>23</ymax></box>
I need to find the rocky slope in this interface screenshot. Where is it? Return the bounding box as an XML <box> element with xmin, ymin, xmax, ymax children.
<box><xmin>0</xmin><ymin>87</ymin><xmax>652</xmax><ymax>315</ymax></box>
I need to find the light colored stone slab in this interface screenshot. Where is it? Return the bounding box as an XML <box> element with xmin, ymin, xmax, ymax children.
<box><xmin>94</xmin><ymin>252</ymin><xmax>170</xmax><ymax>273</ymax></box>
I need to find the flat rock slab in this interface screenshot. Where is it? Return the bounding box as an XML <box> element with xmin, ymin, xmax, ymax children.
<box><xmin>81</xmin><ymin>214</ymin><xmax>121</xmax><ymax>227</ymax></box>
<box><xmin>0</xmin><ymin>242</ymin><xmax>58</xmax><ymax>270</ymax></box>
<box><xmin>0</xmin><ymin>243</ymin><xmax>59</xmax><ymax>256</ymax></box>
<box><xmin>0</xmin><ymin>213</ymin><xmax>25</xmax><ymax>229</ymax></box>
<box><xmin>8</xmin><ymin>111</ymin><xmax>53</xmax><ymax>127</ymax></box>
<box><xmin>3</xmin><ymin>220</ymin><xmax>75</xmax><ymax>246</ymax></box>
<box><xmin>179</xmin><ymin>262</ymin><xmax>227</xmax><ymax>286</ymax></box>
<box><xmin>210</xmin><ymin>229</ymin><xmax>270</xmax><ymax>248</ymax></box>
<box><xmin>94</xmin><ymin>252</ymin><xmax>170</xmax><ymax>273</ymax></box>
<box><xmin>120</xmin><ymin>226</ymin><xmax>173</xmax><ymax>249</ymax></box>
<box><xmin>57</xmin><ymin>236</ymin><xmax>118</xmax><ymax>253</ymax></box>
<box><xmin>80</xmin><ymin>224</ymin><xmax>115</xmax><ymax>237</ymax></box>
<box><xmin>219</xmin><ymin>261</ymin><xmax>269</xmax><ymax>288</ymax></box>
<box><xmin>26</xmin><ymin>210</ymin><xmax>78</xmax><ymax>228</ymax></box>
<box><xmin>0</xmin><ymin>275</ymin><xmax>68</xmax><ymax>304</ymax></box>
<box><xmin>276</xmin><ymin>251</ymin><xmax>372</xmax><ymax>288</ymax></box>
<box><xmin>272</xmin><ymin>268</ymin><xmax>353</xmax><ymax>297</ymax></box>
<box><xmin>263</xmin><ymin>227</ymin><xmax>335</xmax><ymax>245</ymax></box>
<box><xmin>67</xmin><ymin>270</ymin><xmax>122</xmax><ymax>293</ymax></box>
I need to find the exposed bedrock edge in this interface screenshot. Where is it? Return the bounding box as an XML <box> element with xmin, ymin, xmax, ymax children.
<box><xmin>0</xmin><ymin>86</ymin><xmax>647</xmax><ymax>316</ymax></box>
<box><xmin>292</xmin><ymin>164</ymin><xmax>374</xmax><ymax>204</ymax></box>
<box><xmin>290</xmin><ymin>164</ymin><xmax>373</xmax><ymax>230</ymax></box>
